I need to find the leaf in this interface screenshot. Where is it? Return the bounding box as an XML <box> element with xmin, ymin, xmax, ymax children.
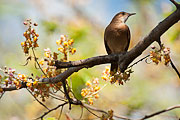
<box><xmin>71</xmin><ymin>72</ymin><xmax>91</xmax><ymax>100</ymax></box>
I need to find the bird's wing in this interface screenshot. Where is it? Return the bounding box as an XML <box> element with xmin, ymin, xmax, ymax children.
<box><xmin>104</xmin><ymin>40</ymin><xmax>112</xmax><ymax>54</ymax></box>
<box><xmin>125</xmin><ymin>26</ymin><xmax>130</xmax><ymax>51</ymax></box>
<box><xmin>104</xmin><ymin>27</ymin><xmax>112</xmax><ymax>55</ymax></box>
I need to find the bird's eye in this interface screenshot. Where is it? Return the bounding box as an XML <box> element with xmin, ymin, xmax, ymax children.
<box><xmin>122</xmin><ymin>12</ymin><xmax>125</xmax><ymax>15</ymax></box>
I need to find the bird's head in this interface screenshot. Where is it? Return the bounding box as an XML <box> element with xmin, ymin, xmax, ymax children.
<box><xmin>112</xmin><ymin>11</ymin><xmax>136</xmax><ymax>23</ymax></box>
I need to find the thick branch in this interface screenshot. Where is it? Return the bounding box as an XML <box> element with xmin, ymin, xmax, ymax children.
<box><xmin>2</xmin><ymin>82</ymin><xmax>27</xmax><ymax>91</ymax></box>
<box><xmin>55</xmin><ymin>54</ymin><xmax>120</xmax><ymax>69</ymax></box>
<box><xmin>40</xmin><ymin>66</ymin><xmax>84</xmax><ymax>83</ymax></box>
<box><xmin>170</xmin><ymin>0</ymin><xmax>180</xmax><ymax>8</ymax></box>
<box><xmin>2</xmin><ymin>67</ymin><xmax>84</xmax><ymax>92</ymax></box>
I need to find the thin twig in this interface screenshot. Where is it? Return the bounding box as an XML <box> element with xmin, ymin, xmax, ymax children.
<box><xmin>128</xmin><ymin>55</ymin><xmax>150</xmax><ymax>68</ymax></box>
<box><xmin>31</xmin><ymin>47</ymin><xmax>47</xmax><ymax>76</ymax></box>
<box><xmin>35</xmin><ymin>102</ymin><xmax>68</xmax><ymax>120</ymax></box>
<box><xmin>83</xmin><ymin>105</ymin><xmax>101</xmax><ymax>118</ymax></box>
<box><xmin>0</xmin><ymin>92</ymin><xmax>5</xmax><ymax>99</ymax></box>
<box><xmin>58</xmin><ymin>105</ymin><xmax>64</xmax><ymax>120</ymax></box>
<box><xmin>137</xmin><ymin>104</ymin><xmax>180</xmax><ymax>120</ymax></box>
<box><xmin>27</xmin><ymin>88</ymin><xmax>49</xmax><ymax>110</ymax></box>
<box><xmin>158</xmin><ymin>41</ymin><xmax>180</xmax><ymax>79</ymax></box>
<box><xmin>52</xmin><ymin>84</ymin><xmax>65</xmax><ymax>94</ymax></box>
<box><xmin>83</xmin><ymin>104</ymin><xmax>131</xmax><ymax>120</ymax></box>
<box><xmin>62</xmin><ymin>80</ymin><xmax>72</xmax><ymax>110</ymax></box>
<box><xmin>79</xmin><ymin>106</ymin><xmax>83</xmax><ymax>120</ymax></box>
<box><xmin>49</xmin><ymin>93</ymin><xmax>66</xmax><ymax>102</ymax></box>
<box><xmin>170</xmin><ymin>59</ymin><xmax>180</xmax><ymax>79</ymax></box>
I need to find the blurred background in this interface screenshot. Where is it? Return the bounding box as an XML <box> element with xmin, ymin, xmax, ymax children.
<box><xmin>0</xmin><ymin>0</ymin><xmax>180</xmax><ymax>120</ymax></box>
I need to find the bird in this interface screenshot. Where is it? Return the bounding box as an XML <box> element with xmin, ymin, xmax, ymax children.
<box><xmin>104</xmin><ymin>11</ymin><xmax>135</xmax><ymax>75</ymax></box>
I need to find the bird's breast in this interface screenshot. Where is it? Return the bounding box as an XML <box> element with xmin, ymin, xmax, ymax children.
<box><xmin>105</xmin><ymin>23</ymin><xmax>130</xmax><ymax>53</ymax></box>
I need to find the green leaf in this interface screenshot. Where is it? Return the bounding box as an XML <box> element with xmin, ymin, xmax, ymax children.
<box><xmin>71</xmin><ymin>72</ymin><xmax>91</xmax><ymax>100</ymax></box>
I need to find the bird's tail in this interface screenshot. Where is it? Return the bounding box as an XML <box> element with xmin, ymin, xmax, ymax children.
<box><xmin>110</xmin><ymin>63</ymin><xmax>118</xmax><ymax>75</ymax></box>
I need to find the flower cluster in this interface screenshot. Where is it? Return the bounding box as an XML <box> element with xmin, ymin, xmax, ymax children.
<box><xmin>81</xmin><ymin>78</ymin><xmax>100</xmax><ymax>105</ymax></box>
<box><xmin>101</xmin><ymin>66</ymin><xmax>133</xmax><ymax>85</ymax></box>
<box><xmin>150</xmin><ymin>44</ymin><xmax>171</xmax><ymax>65</ymax></box>
<box><xmin>39</xmin><ymin>48</ymin><xmax>60</xmax><ymax>78</ymax></box>
<box><xmin>0</xmin><ymin>66</ymin><xmax>37</xmax><ymax>89</ymax></box>
<box><xmin>0</xmin><ymin>66</ymin><xmax>62</xmax><ymax>102</ymax></box>
<box><xmin>21</xmin><ymin>19</ymin><xmax>39</xmax><ymax>54</ymax></box>
<box><xmin>56</xmin><ymin>35</ymin><xmax>76</xmax><ymax>62</ymax></box>
<box><xmin>30</xmin><ymin>83</ymin><xmax>51</xmax><ymax>102</ymax></box>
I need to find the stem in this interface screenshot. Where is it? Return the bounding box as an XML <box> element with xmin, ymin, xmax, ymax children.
<box><xmin>31</xmin><ymin>47</ymin><xmax>47</xmax><ymax>77</ymax></box>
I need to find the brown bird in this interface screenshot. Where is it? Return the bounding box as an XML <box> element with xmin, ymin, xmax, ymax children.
<box><xmin>104</xmin><ymin>11</ymin><xmax>135</xmax><ymax>75</ymax></box>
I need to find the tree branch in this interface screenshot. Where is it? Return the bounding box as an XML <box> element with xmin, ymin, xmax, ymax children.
<box><xmin>55</xmin><ymin>54</ymin><xmax>120</xmax><ymax>69</ymax></box>
<box><xmin>83</xmin><ymin>103</ymin><xmax>132</xmax><ymax>120</ymax></box>
<box><xmin>137</xmin><ymin>104</ymin><xmax>180</xmax><ymax>120</ymax></box>
<box><xmin>40</xmin><ymin>66</ymin><xmax>84</xmax><ymax>83</ymax></box>
<box><xmin>2</xmin><ymin>82</ymin><xmax>27</xmax><ymax>91</ymax></box>
<box><xmin>36</xmin><ymin>102</ymin><xmax>68</xmax><ymax>120</ymax></box>
<box><xmin>55</xmin><ymin>1</ymin><xmax>180</xmax><ymax>72</ymax></box>
<box><xmin>170</xmin><ymin>0</ymin><xmax>180</xmax><ymax>8</ymax></box>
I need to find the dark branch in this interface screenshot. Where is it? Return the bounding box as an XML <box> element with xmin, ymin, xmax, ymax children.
<box><xmin>83</xmin><ymin>105</ymin><xmax>101</xmax><ymax>118</ymax></box>
<box><xmin>36</xmin><ymin>102</ymin><xmax>68</xmax><ymax>120</ymax></box>
<box><xmin>0</xmin><ymin>92</ymin><xmax>5</xmax><ymax>99</ymax></box>
<box><xmin>83</xmin><ymin>103</ymin><xmax>131</xmax><ymax>120</ymax></box>
<box><xmin>2</xmin><ymin>82</ymin><xmax>27</xmax><ymax>91</ymax></box>
<box><xmin>170</xmin><ymin>59</ymin><xmax>180</xmax><ymax>79</ymax></box>
<box><xmin>170</xmin><ymin>0</ymin><xmax>180</xmax><ymax>8</ymax></box>
<box><xmin>58</xmin><ymin>105</ymin><xmax>64</xmax><ymax>120</ymax></box>
<box><xmin>137</xmin><ymin>104</ymin><xmax>180</xmax><ymax>120</ymax></box>
<box><xmin>128</xmin><ymin>54</ymin><xmax>150</xmax><ymax>68</ymax></box>
<box><xmin>55</xmin><ymin>54</ymin><xmax>119</xmax><ymax>69</ymax></box>
<box><xmin>62</xmin><ymin>80</ymin><xmax>72</xmax><ymax>110</ymax></box>
<box><xmin>40</xmin><ymin>66</ymin><xmax>84</xmax><ymax>83</ymax></box>
<box><xmin>83</xmin><ymin>104</ymin><xmax>180</xmax><ymax>120</ymax></box>
<box><xmin>2</xmin><ymin>67</ymin><xmax>84</xmax><ymax>92</ymax></box>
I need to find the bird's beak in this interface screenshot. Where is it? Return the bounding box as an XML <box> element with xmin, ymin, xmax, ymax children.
<box><xmin>129</xmin><ymin>13</ymin><xmax>136</xmax><ymax>16</ymax></box>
